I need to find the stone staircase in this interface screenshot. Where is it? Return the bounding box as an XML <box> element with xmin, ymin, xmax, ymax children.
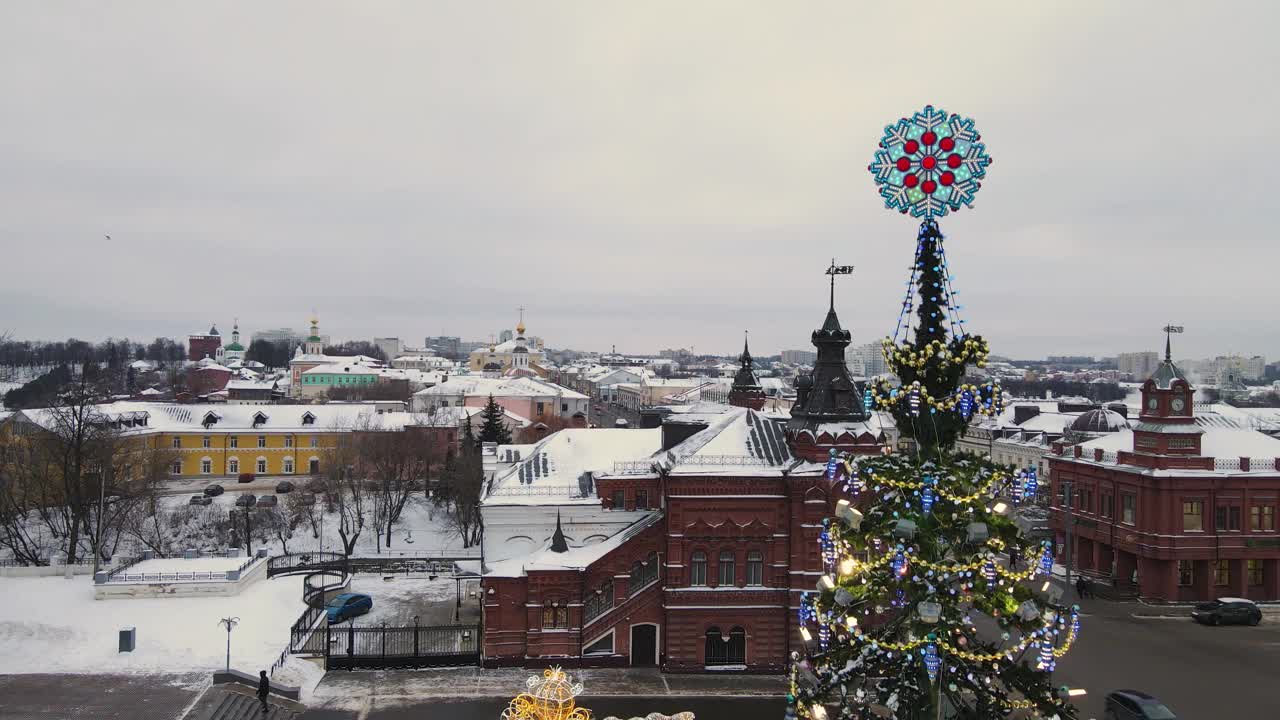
<box><xmin>186</xmin><ymin>684</ymin><xmax>304</xmax><ymax>720</ymax></box>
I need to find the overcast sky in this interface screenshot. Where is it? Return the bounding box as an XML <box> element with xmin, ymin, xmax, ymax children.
<box><xmin>2</xmin><ymin>2</ymin><xmax>1277</xmax><ymax>360</ymax></box>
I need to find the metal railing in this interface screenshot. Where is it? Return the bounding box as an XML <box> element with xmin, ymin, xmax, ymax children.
<box><xmin>671</xmin><ymin>454</ymin><xmax>774</xmax><ymax>467</ymax></box>
<box><xmin>487</xmin><ymin>484</ymin><xmax>591</xmax><ymax>497</ymax></box>
<box><xmin>611</xmin><ymin>461</ymin><xmax>656</xmax><ymax>475</ymax></box>
<box><xmin>324</xmin><ymin>622</ymin><xmax>481</xmax><ymax>670</ymax></box>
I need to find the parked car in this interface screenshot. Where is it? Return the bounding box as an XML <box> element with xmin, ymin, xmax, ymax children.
<box><xmin>238</xmin><ymin>472</ymin><xmax>255</xmax><ymax>484</ymax></box>
<box><xmin>256</xmin><ymin>494</ymin><xmax>278</xmax><ymax>508</ymax></box>
<box><xmin>326</xmin><ymin>593</ymin><xmax>373</xmax><ymax>624</ymax></box>
<box><xmin>1191</xmin><ymin>597</ymin><xmax>1261</xmax><ymax>626</ymax></box>
<box><xmin>1104</xmin><ymin>689</ymin><xmax>1176</xmax><ymax>719</ymax></box>
<box><xmin>203</xmin><ymin>484</ymin><xmax>224</xmax><ymax>497</ymax></box>
<box><xmin>275</xmin><ymin>481</ymin><xmax>295</xmax><ymax>494</ymax></box>
<box><xmin>614</xmin><ymin>418</ymin><xmax>629</xmax><ymax>428</ymax></box>
<box><xmin>188</xmin><ymin>494</ymin><xmax>212</xmax><ymax>506</ymax></box>
<box><xmin>234</xmin><ymin>494</ymin><xmax>257</xmax><ymax>508</ymax></box>
<box><xmin>297</xmin><ymin>492</ymin><xmax>317</xmax><ymax>505</ymax></box>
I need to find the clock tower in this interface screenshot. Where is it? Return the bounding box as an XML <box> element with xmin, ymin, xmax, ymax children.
<box><xmin>1134</xmin><ymin>326</ymin><xmax>1202</xmax><ymax>457</ymax></box>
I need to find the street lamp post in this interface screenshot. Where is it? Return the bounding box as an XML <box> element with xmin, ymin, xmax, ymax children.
<box><xmin>1061</xmin><ymin>478</ymin><xmax>1075</xmax><ymax>600</ymax></box>
<box><xmin>217</xmin><ymin>616</ymin><xmax>239</xmax><ymax>671</ymax></box>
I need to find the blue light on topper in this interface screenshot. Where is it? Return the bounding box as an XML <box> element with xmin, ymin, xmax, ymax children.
<box><xmin>826</xmin><ymin>458</ymin><xmax>839</xmax><ymax>481</ymax></box>
<box><xmin>908</xmin><ymin>386</ymin><xmax>922</xmax><ymax>416</ymax></box>
<box><xmin>1040</xmin><ymin>543</ymin><xmax>1054</xmax><ymax>574</ymax></box>
<box><xmin>864</xmin><ymin>387</ymin><xmax>874</xmax><ymax>414</ymax></box>
<box><xmin>1039</xmin><ymin>639</ymin><xmax>1055</xmax><ymax>671</ymax></box>
<box><xmin>958</xmin><ymin>389</ymin><xmax>974</xmax><ymax>420</ymax></box>
<box><xmin>922</xmin><ymin>486</ymin><xmax>935</xmax><ymax>513</ymax></box>
<box><xmin>1025</xmin><ymin>467</ymin><xmax>1038</xmax><ymax>498</ymax></box>
<box><xmin>893</xmin><ymin>549</ymin><xmax>908</xmax><ymax>577</ymax></box>
<box><xmin>924</xmin><ymin>641</ymin><xmax>940</xmax><ymax>681</ymax></box>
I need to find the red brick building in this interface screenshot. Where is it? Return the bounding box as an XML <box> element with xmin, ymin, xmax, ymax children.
<box><xmin>188</xmin><ymin>325</ymin><xmax>222</xmax><ymax>362</ymax></box>
<box><xmin>1049</xmin><ymin>345</ymin><xmax>1280</xmax><ymax>602</ymax></box>
<box><xmin>480</xmin><ymin>300</ymin><xmax>893</xmax><ymax>672</ymax></box>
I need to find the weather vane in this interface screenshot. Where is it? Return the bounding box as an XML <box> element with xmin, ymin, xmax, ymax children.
<box><xmin>868</xmin><ymin>105</ymin><xmax>993</xmax><ymax>219</ymax></box>
<box><xmin>825</xmin><ymin>259</ymin><xmax>854</xmax><ymax>308</ymax></box>
<box><xmin>1163</xmin><ymin>324</ymin><xmax>1184</xmax><ymax>361</ymax></box>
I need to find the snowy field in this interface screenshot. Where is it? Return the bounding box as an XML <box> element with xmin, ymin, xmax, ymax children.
<box><xmin>344</xmin><ymin>574</ymin><xmax>479</xmax><ymax>626</ymax></box>
<box><xmin>153</xmin><ymin>491</ymin><xmax>471</xmax><ymax>559</ymax></box>
<box><xmin>0</xmin><ymin>574</ymin><xmax>306</xmax><ymax>675</ymax></box>
<box><xmin>123</xmin><ymin>556</ymin><xmax>250</xmax><ymax>575</ymax></box>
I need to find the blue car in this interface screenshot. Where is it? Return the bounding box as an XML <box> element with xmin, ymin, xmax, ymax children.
<box><xmin>326</xmin><ymin>593</ymin><xmax>373</xmax><ymax>624</ymax></box>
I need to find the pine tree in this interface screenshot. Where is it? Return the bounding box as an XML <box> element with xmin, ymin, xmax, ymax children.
<box><xmin>477</xmin><ymin>394</ymin><xmax>513</xmax><ymax>445</ymax></box>
<box><xmin>790</xmin><ymin>219</ymin><xmax>1079</xmax><ymax>720</ymax></box>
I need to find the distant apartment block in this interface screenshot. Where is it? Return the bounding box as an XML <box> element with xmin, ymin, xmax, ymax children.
<box><xmin>1117</xmin><ymin>351</ymin><xmax>1159</xmax><ymax>380</ymax></box>
<box><xmin>780</xmin><ymin>349</ymin><xmax>817</xmax><ymax>365</ymax></box>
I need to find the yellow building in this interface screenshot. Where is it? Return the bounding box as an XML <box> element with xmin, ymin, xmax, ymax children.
<box><xmin>4</xmin><ymin>402</ymin><xmax>404</xmax><ymax>479</ymax></box>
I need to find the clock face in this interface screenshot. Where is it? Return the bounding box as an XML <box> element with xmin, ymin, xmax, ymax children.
<box><xmin>1172</xmin><ymin>397</ymin><xmax>1185</xmax><ymax>412</ymax></box>
<box><xmin>1147</xmin><ymin>397</ymin><xmax>1158</xmax><ymax>410</ymax></box>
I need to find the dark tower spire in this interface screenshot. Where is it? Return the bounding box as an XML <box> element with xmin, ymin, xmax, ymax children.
<box><xmin>786</xmin><ymin>262</ymin><xmax>879</xmax><ymax>461</ymax></box>
<box><xmin>728</xmin><ymin>331</ymin><xmax>766</xmax><ymax>410</ymax></box>
<box><xmin>549</xmin><ymin>510</ymin><xmax>569</xmax><ymax>553</ymax></box>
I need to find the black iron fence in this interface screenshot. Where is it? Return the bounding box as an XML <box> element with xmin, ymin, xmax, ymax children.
<box><xmin>322</xmin><ymin>622</ymin><xmax>481</xmax><ymax>670</ymax></box>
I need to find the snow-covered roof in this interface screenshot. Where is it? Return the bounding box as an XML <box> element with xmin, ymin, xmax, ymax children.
<box><xmin>413</xmin><ymin>376</ymin><xmax>586</xmax><ymax>400</ymax></box>
<box><xmin>1076</xmin><ymin>424</ymin><xmax>1280</xmax><ymax>463</ymax></box>
<box><xmin>303</xmin><ymin>363</ymin><xmax>378</xmax><ymax>376</ymax></box>
<box><xmin>195</xmin><ymin>360</ymin><xmax>231</xmax><ymax>373</ymax></box>
<box><xmin>485</xmin><ymin>428</ymin><xmax>664</xmax><ymax>506</ymax></box>
<box><xmin>129</xmin><ymin>360</ymin><xmax>155</xmax><ymax>370</ymax></box>
<box><xmin>138</xmin><ymin>388</ymin><xmax>162</xmax><ymax>396</ymax></box>
<box><xmin>408</xmin><ymin>406</ymin><xmax>530</xmax><ymax>428</ymax></box>
<box><xmin>226</xmin><ymin>379</ymin><xmax>275</xmax><ymax>391</ymax></box>
<box><xmin>13</xmin><ymin>401</ymin><xmax>418</xmax><ymax>435</ymax></box>
<box><xmin>485</xmin><ymin>512</ymin><xmax>663</xmax><ymax>577</ymax></box>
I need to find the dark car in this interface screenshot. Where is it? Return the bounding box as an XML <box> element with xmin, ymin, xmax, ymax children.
<box><xmin>326</xmin><ymin>593</ymin><xmax>373</xmax><ymax>624</ymax></box>
<box><xmin>1191</xmin><ymin>597</ymin><xmax>1262</xmax><ymax>626</ymax></box>
<box><xmin>234</xmin><ymin>494</ymin><xmax>257</xmax><ymax>508</ymax></box>
<box><xmin>275</xmin><ymin>481</ymin><xmax>295</xmax><ymax>494</ymax></box>
<box><xmin>188</xmin><ymin>494</ymin><xmax>212</xmax><ymax>506</ymax></box>
<box><xmin>256</xmin><ymin>494</ymin><xmax>277</xmax><ymax>508</ymax></box>
<box><xmin>203</xmin><ymin>484</ymin><xmax>224</xmax><ymax>497</ymax></box>
<box><xmin>1104</xmin><ymin>690</ymin><xmax>1176</xmax><ymax>719</ymax></box>
<box><xmin>297</xmin><ymin>492</ymin><xmax>317</xmax><ymax>505</ymax></box>
<box><xmin>237</xmin><ymin>472</ymin><xmax>255</xmax><ymax>484</ymax></box>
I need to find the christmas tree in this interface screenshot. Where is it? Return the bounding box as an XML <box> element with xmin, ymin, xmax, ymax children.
<box><xmin>788</xmin><ymin>106</ymin><xmax>1081</xmax><ymax>720</ymax></box>
<box><xmin>478</xmin><ymin>394</ymin><xmax>513</xmax><ymax>445</ymax></box>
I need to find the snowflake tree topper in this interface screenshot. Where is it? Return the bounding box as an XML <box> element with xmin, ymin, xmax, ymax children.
<box><xmin>869</xmin><ymin>105</ymin><xmax>993</xmax><ymax>219</ymax></box>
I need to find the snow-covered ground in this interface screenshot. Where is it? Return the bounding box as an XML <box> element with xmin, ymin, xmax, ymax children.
<box><xmin>344</xmin><ymin>574</ymin><xmax>480</xmax><ymax>626</ymax></box>
<box><xmin>121</xmin><ymin>556</ymin><xmax>250</xmax><ymax>575</ymax></box>
<box><xmin>152</xmin><ymin>492</ymin><xmax>472</xmax><ymax>559</ymax></box>
<box><xmin>0</xmin><ymin>574</ymin><xmax>306</xmax><ymax>675</ymax></box>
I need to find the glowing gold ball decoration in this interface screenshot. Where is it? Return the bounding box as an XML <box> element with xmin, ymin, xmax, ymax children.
<box><xmin>501</xmin><ymin>667</ymin><xmax>592</xmax><ymax>720</ymax></box>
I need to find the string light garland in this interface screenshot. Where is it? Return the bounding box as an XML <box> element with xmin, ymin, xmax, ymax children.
<box><xmin>788</xmin><ymin>105</ymin><xmax>1084</xmax><ymax>720</ymax></box>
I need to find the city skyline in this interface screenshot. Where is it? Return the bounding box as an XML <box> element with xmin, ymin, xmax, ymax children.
<box><xmin>3</xmin><ymin>4</ymin><xmax>1280</xmax><ymax>359</ymax></box>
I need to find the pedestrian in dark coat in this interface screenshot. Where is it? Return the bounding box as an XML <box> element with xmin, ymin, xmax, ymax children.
<box><xmin>257</xmin><ymin>670</ymin><xmax>270</xmax><ymax>713</ymax></box>
<box><xmin>1075</xmin><ymin>576</ymin><xmax>1089</xmax><ymax>599</ymax></box>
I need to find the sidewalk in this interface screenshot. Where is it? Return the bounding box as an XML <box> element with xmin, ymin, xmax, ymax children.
<box><xmin>310</xmin><ymin>667</ymin><xmax>786</xmax><ymax>711</ymax></box>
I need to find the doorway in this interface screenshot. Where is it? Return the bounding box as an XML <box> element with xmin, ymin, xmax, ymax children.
<box><xmin>630</xmin><ymin>624</ymin><xmax>658</xmax><ymax>666</ymax></box>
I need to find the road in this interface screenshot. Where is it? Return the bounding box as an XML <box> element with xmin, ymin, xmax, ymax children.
<box><xmin>2</xmin><ymin>598</ymin><xmax>1275</xmax><ymax>719</ymax></box>
<box><xmin>302</xmin><ymin>696</ymin><xmax>784</xmax><ymax>720</ymax></box>
<box><xmin>589</xmin><ymin>401</ymin><xmax>641</xmax><ymax>429</ymax></box>
<box><xmin>1052</xmin><ymin>598</ymin><xmax>1280</xmax><ymax>719</ymax></box>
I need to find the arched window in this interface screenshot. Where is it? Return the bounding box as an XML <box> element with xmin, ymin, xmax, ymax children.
<box><xmin>541</xmin><ymin>600</ymin><xmax>568</xmax><ymax>629</ymax></box>
<box><xmin>705</xmin><ymin>626</ymin><xmax>746</xmax><ymax>667</ymax></box>
<box><xmin>690</xmin><ymin>551</ymin><xmax>707</xmax><ymax>586</ymax></box>
<box><xmin>746</xmin><ymin>550</ymin><xmax>764</xmax><ymax>586</ymax></box>
<box><xmin>718</xmin><ymin>550</ymin><xmax>736</xmax><ymax>587</ymax></box>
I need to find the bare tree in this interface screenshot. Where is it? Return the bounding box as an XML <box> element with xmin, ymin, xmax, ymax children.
<box><xmin>434</xmin><ymin>439</ymin><xmax>484</xmax><ymax>548</ymax></box>
<box><xmin>284</xmin><ymin>489</ymin><xmax>322</xmax><ymax>540</ymax></box>
<box><xmin>351</xmin><ymin>420</ymin><xmax>445</xmax><ymax>552</ymax></box>
<box><xmin>0</xmin><ymin>375</ymin><xmax>172</xmax><ymax>568</ymax></box>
